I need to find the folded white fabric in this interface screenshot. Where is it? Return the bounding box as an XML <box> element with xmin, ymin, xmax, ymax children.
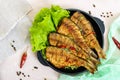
<box><xmin>0</xmin><ymin>16</ymin><xmax>32</xmax><ymax>62</ymax></box>
<box><xmin>0</xmin><ymin>0</ymin><xmax>32</xmax><ymax>40</ymax></box>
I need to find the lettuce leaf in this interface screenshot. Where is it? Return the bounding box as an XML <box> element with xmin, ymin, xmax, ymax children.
<box><xmin>65</xmin><ymin>66</ymin><xmax>78</xmax><ymax>70</ymax></box>
<box><xmin>50</xmin><ymin>5</ymin><xmax>70</xmax><ymax>27</ymax></box>
<box><xmin>29</xmin><ymin>8</ymin><xmax>55</xmax><ymax>52</ymax></box>
<box><xmin>34</xmin><ymin>8</ymin><xmax>50</xmax><ymax>23</ymax></box>
<box><xmin>29</xmin><ymin>5</ymin><xmax>70</xmax><ymax>52</ymax></box>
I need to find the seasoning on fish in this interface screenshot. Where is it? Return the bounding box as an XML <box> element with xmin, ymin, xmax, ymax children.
<box><xmin>71</xmin><ymin>12</ymin><xmax>106</xmax><ymax>59</ymax></box>
<box><xmin>57</xmin><ymin>18</ymin><xmax>97</xmax><ymax>59</ymax></box>
<box><xmin>46</xmin><ymin>46</ymin><xmax>97</xmax><ymax>73</ymax></box>
<box><xmin>49</xmin><ymin>33</ymin><xmax>100</xmax><ymax>65</ymax></box>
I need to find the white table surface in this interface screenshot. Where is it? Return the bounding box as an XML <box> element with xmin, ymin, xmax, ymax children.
<box><xmin>0</xmin><ymin>0</ymin><xmax>120</xmax><ymax>80</ymax></box>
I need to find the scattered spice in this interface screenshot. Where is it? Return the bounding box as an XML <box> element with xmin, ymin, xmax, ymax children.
<box><xmin>34</xmin><ymin>66</ymin><xmax>38</xmax><ymax>69</ymax></box>
<box><xmin>20</xmin><ymin>52</ymin><xmax>27</xmax><ymax>68</ymax></box>
<box><xmin>13</xmin><ymin>47</ymin><xmax>16</xmax><ymax>51</ymax></box>
<box><xmin>24</xmin><ymin>75</ymin><xmax>26</xmax><ymax>77</ymax></box>
<box><xmin>100</xmin><ymin>11</ymin><xmax>113</xmax><ymax>18</ymax></box>
<box><xmin>102</xmin><ymin>12</ymin><xmax>104</xmax><ymax>14</ymax></box>
<box><xmin>16</xmin><ymin>72</ymin><xmax>19</xmax><ymax>76</ymax></box>
<box><xmin>92</xmin><ymin>4</ymin><xmax>96</xmax><ymax>7</ymax></box>
<box><xmin>21</xmin><ymin>72</ymin><xmax>26</xmax><ymax>77</ymax></box>
<box><xmin>10</xmin><ymin>43</ymin><xmax>16</xmax><ymax>51</ymax></box>
<box><xmin>28</xmin><ymin>75</ymin><xmax>30</xmax><ymax>77</ymax></box>
<box><xmin>22</xmin><ymin>73</ymin><xmax>24</xmax><ymax>75</ymax></box>
<box><xmin>16</xmin><ymin>70</ymin><xmax>30</xmax><ymax>80</ymax></box>
<box><xmin>16</xmin><ymin>71</ymin><xmax>21</xmax><ymax>76</ymax></box>
<box><xmin>11</xmin><ymin>45</ymin><xmax>14</xmax><ymax>47</ymax></box>
<box><xmin>112</xmin><ymin>37</ymin><xmax>120</xmax><ymax>49</ymax></box>
<box><xmin>106</xmin><ymin>12</ymin><xmax>109</xmax><ymax>14</ymax></box>
<box><xmin>12</xmin><ymin>40</ymin><xmax>15</xmax><ymax>43</ymax></box>
<box><xmin>88</xmin><ymin>11</ymin><xmax>91</xmax><ymax>15</ymax></box>
<box><xmin>100</xmin><ymin>15</ymin><xmax>102</xmax><ymax>17</ymax></box>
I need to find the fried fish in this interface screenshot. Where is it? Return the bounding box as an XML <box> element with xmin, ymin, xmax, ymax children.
<box><xmin>49</xmin><ymin>33</ymin><xmax>99</xmax><ymax>65</ymax></box>
<box><xmin>71</xmin><ymin>12</ymin><xmax>106</xmax><ymax>59</ymax></box>
<box><xmin>57</xmin><ymin>18</ymin><xmax>97</xmax><ymax>59</ymax></box>
<box><xmin>46</xmin><ymin>46</ymin><xmax>96</xmax><ymax>73</ymax></box>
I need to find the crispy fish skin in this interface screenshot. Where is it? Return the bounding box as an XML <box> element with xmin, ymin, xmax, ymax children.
<box><xmin>49</xmin><ymin>33</ymin><xmax>100</xmax><ymax>65</ymax></box>
<box><xmin>71</xmin><ymin>12</ymin><xmax>93</xmax><ymax>36</ymax></box>
<box><xmin>46</xmin><ymin>46</ymin><xmax>96</xmax><ymax>73</ymax></box>
<box><xmin>49</xmin><ymin>33</ymin><xmax>89</xmax><ymax>59</ymax></box>
<box><xmin>71</xmin><ymin>12</ymin><xmax>106</xmax><ymax>59</ymax></box>
<box><xmin>57</xmin><ymin>18</ymin><xmax>97</xmax><ymax>59</ymax></box>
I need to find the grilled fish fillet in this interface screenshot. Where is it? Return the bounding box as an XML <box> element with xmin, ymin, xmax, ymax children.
<box><xmin>49</xmin><ymin>33</ymin><xmax>99</xmax><ymax>65</ymax></box>
<box><xmin>46</xmin><ymin>46</ymin><xmax>96</xmax><ymax>73</ymax></box>
<box><xmin>71</xmin><ymin>12</ymin><xmax>106</xmax><ymax>59</ymax></box>
<box><xmin>57</xmin><ymin>18</ymin><xmax>97</xmax><ymax>59</ymax></box>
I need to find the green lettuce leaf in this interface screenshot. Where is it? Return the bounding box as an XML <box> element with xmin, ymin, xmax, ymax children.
<box><xmin>50</xmin><ymin>5</ymin><xmax>70</xmax><ymax>27</ymax></box>
<box><xmin>29</xmin><ymin>8</ymin><xmax>55</xmax><ymax>52</ymax></box>
<box><xmin>29</xmin><ymin>5</ymin><xmax>70</xmax><ymax>52</ymax></box>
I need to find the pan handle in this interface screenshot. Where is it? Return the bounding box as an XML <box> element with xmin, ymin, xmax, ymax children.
<box><xmin>37</xmin><ymin>51</ymin><xmax>49</xmax><ymax>66</ymax></box>
<box><xmin>93</xmin><ymin>17</ymin><xmax>105</xmax><ymax>34</ymax></box>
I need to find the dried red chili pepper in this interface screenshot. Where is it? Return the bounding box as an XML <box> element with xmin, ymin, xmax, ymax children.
<box><xmin>20</xmin><ymin>52</ymin><xmax>27</xmax><ymax>68</ymax></box>
<box><xmin>112</xmin><ymin>37</ymin><xmax>120</xmax><ymax>49</ymax></box>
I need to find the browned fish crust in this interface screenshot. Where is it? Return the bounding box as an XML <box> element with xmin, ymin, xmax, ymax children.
<box><xmin>46</xmin><ymin>46</ymin><xmax>96</xmax><ymax>73</ymax></box>
<box><xmin>71</xmin><ymin>12</ymin><xmax>106</xmax><ymax>59</ymax></box>
<box><xmin>49</xmin><ymin>33</ymin><xmax>100</xmax><ymax>65</ymax></box>
<box><xmin>57</xmin><ymin>18</ymin><xmax>97</xmax><ymax>59</ymax></box>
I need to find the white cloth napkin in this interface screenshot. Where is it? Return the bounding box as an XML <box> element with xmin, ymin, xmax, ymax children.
<box><xmin>0</xmin><ymin>0</ymin><xmax>32</xmax><ymax>61</ymax></box>
<box><xmin>0</xmin><ymin>16</ymin><xmax>32</xmax><ymax>62</ymax></box>
<box><xmin>0</xmin><ymin>0</ymin><xmax>32</xmax><ymax>40</ymax></box>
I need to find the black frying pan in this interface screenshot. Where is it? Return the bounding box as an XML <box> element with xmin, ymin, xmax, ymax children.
<box><xmin>37</xmin><ymin>9</ymin><xmax>105</xmax><ymax>74</ymax></box>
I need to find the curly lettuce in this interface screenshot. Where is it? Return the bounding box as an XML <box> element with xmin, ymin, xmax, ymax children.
<box><xmin>50</xmin><ymin>5</ymin><xmax>70</xmax><ymax>27</ymax></box>
<box><xmin>29</xmin><ymin>5</ymin><xmax>70</xmax><ymax>52</ymax></box>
